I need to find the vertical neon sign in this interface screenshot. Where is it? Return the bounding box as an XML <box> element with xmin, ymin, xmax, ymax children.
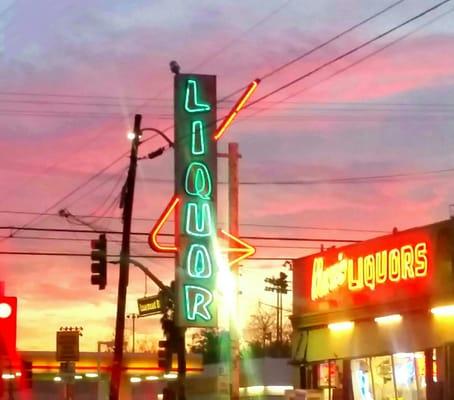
<box><xmin>174</xmin><ymin>74</ymin><xmax>217</xmax><ymax>327</ymax></box>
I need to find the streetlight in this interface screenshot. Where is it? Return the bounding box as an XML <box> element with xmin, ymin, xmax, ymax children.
<box><xmin>126</xmin><ymin>313</ymin><xmax>139</xmax><ymax>353</ymax></box>
<box><xmin>127</xmin><ymin>127</ymin><xmax>174</xmax><ymax>147</ymax></box>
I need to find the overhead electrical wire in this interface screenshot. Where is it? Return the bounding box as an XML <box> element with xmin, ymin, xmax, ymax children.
<box><xmin>143</xmin><ymin>0</ymin><xmax>452</xmax><ymax>148</ymax></box>
<box><xmin>0</xmin><ymin>226</ymin><xmax>361</xmax><ymax>243</ymax></box>
<box><xmin>0</xmin><ymin>234</ymin><xmax>321</xmax><ymax>250</ymax></box>
<box><xmin>0</xmin><ymin>0</ymin><xmax>406</xmax><ymax>112</ymax></box>
<box><xmin>244</xmin><ymin>0</ymin><xmax>452</xmax><ymax>109</ymax></box>
<box><xmin>190</xmin><ymin>0</ymin><xmax>294</xmax><ymax>71</ymax></box>
<box><xmin>3</xmin><ymin>1</ymin><xmax>443</xmax><ymax>241</ymax></box>
<box><xmin>270</xmin><ymin>5</ymin><xmax>454</xmax><ymax>110</ymax></box>
<box><xmin>0</xmin><ymin>210</ymin><xmax>388</xmax><ymax>234</ymax></box>
<box><xmin>239</xmin><ymin>167</ymin><xmax>454</xmax><ymax>185</ymax></box>
<box><xmin>0</xmin><ymin>152</ymin><xmax>128</xmax><ymax>242</ymax></box>
<box><xmin>0</xmin><ymin>251</ymin><xmax>291</xmax><ymax>261</ymax></box>
<box><xmin>221</xmin><ymin>0</ymin><xmax>406</xmax><ymax>100</ymax></box>
<box><xmin>133</xmin><ymin>165</ymin><xmax>454</xmax><ymax>185</ymax></box>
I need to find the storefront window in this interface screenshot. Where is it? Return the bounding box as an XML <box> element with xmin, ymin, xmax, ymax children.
<box><xmin>318</xmin><ymin>360</ymin><xmax>342</xmax><ymax>400</ymax></box>
<box><xmin>371</xmin><ymin>355</ymin><xmax>395</xmax><ymax>400</ymax></box>
<box><xmin>318</xmin><ymin>361</ymin><xmax>339</xmax><ymax>388</ymax></box>
<box><xmin>393</xmin><ymin>353</ymin><xmax>419</xmax><ymax>400</ymax></box>
<box><xmin>351</xmin><ymin>358</ymin><xmax>374</xmax><ymax>400</ymax></box>
<box><xmin>351</xmin><ymin>352</ymin><xmax>427</xmax><ymax>400</ymax></box>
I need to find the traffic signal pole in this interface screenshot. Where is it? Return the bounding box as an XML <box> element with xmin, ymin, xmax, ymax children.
<box><xmin>109</xmin><ymin>114</ymin><xmax>142</xmax><ymax>400</ymax></box>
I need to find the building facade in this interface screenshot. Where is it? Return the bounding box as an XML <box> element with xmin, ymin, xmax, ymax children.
<box><xmin>291</xmin><ymin>219</ymin><xmax>454</xmax><ymax>400</ymax></box>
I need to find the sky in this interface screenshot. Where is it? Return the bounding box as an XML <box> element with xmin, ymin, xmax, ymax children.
<box><xmin>1</xmin><ymin>0</ymin><xmax>454</xmax><ymax>352</ymax></box>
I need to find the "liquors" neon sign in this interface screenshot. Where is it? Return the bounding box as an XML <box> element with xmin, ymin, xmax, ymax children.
<box><xmin>311</xmin><ymin>242</ymin><xmax>428</xmax><ymax>301</ymax></box>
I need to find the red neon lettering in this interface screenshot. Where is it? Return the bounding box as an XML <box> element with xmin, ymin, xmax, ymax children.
<box><xmin>213</xmin><ymin>79</ymin><xmax>260</xmax><ymax>141</ymax></box>
<box><xmin>219</xmin><ymin>229</ymin><xmax>256</xmax><ymax>267</ymax></box>
<box><xmin>311</xmin><ymin>242</ymin><xmax>428</xmax><ymax>301</ymax></box>
<box><xmin>148</xmin><ymin>196</ymin><xmax>180</xmax><ymax>253</ymax></box>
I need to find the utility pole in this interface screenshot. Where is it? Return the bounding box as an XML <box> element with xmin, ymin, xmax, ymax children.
<box><xmin>109</xmin><ymin>114</ymin><xmax>141</xmax><ymax>400</ymax></box>
<box><xmin>264</xmin><ymin>272</ymin><xmax>289</xmax><ymax>347</ymax></box>
<box><xmin>228</xmin><ymin>142</ymin><xmax>241</xmax><ymax>400</ymax></box>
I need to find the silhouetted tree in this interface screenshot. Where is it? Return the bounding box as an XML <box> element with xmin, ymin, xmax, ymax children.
<box><xmin>190</xmin><ymin>328</ymin><xmax>230</xmax><ymax>364</ymax></box>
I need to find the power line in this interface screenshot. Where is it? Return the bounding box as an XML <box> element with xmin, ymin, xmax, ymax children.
<box><xmin>0</xmin><ymin>250</ymin><xmax>291</xmax><ymax>261</ymax></box>
<box><xmin>0</xmin><ymin>131</ymin><xmax>166</xmax><ymax>243</ymax></box>
<box><xmin>0</xmin><ymin>210</ymin><xmax>386</xmax><ymax>234</ymax></box>
<box><xmin>259</xmin><ymin>0</ymin><xmax>406</xmax><ymax>81</ymax></box>
<box><xmin>0</xmin><ymin>1</ymin><xmax>405</xmax><ymax>111</ymax></box>
<box><xmin>137</xmin><ymin>165</ymin><xmax>454</xmax><ymax>185</ymax></box>
<box><xmin>278</xmin><ymin>5</ymin><xmax>454</xmax><ymax>107</ymax></box>
<box><xmin>244</xmin><ymin>0</ymin><xmax>452</xmax><ymax>109</ymax></box>
<box><xmin>239</xmin><ymin>167</ymin><xmax>454</xmax><ymax>185</ymax></box>
<box><xmin>190</xmin><ymin>0</ymin><xmax>294</xmax><ymax>71</ymax></box>
<box><xmin>0</xmin><ymin>153</ymin><xmax>128</xmax><ymax>242</ymax></box>
<box><xmin>220</xmin><ymin>0</ymin><xmax>406</xmax><ymax>99</ymax></box>
<box><xmin>0</xmin><ymin>226</ymin><xmax>361</xmax><ymax>243</ymax></box>
<box><xmin>3</xmin><ymin>1</ymin><xmax>438</xmax><ymax>242</ymax></box>
<box><xmin>0</xmin><ymin>235</ymin><xmax>320</xmax><ymax>250</ymax></box>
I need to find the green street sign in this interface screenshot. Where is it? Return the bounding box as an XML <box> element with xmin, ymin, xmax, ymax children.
<box><xmin>137</xmin><ymin>295</ymin><xmax>163</xmax><ymax>317</ymax></box>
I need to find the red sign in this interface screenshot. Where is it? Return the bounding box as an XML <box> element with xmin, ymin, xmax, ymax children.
<box><xmin>293</xmin><ymin>220</ymin><xmax>454</xmax><ymax>315</ymax></box>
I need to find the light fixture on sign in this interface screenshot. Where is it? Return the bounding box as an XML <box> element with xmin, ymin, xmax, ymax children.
<box><xmin>328</xmin><ymin>321</ymin><xmax>354</xmax><ymax>331</ymax></box>
<box><xmin>145</xmin><ymin>376</ymin><xmax>159</xmax><ymax>381</ymax></box>
<box><xmin>431</xmin><ymin>305</ymin><xmax>454</xmax><ymax>316</ymax></box>
<box><xmin>163</xmin><ymin>372</ymin><xmax>177</xmax><ymax>380</ymax></box>
<box><xmin>130</xmin><ymin>377</ymin><xmax>142</xmax><ymax>383</ymax></box>
<box><xmin>374</xmin><ymin>314</ymin><xmax>402</xmax><ymax>325</ymax></box>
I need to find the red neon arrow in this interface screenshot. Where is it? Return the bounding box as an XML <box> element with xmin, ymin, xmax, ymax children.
<box><xmin>218</xmin><ymin>229</ymin><xmax>256</xmax><ymax>267</ymax></box>
<box><xmin>213</xmin><ymin>79</ymin><xmax>260</xmax><ymax>141</ymax></box>
<box><xmin>148</xmin><ymin>195</ymin><xmax>179</xmax><ymax>253</ymax></box>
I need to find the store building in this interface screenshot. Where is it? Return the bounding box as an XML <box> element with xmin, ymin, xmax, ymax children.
<box><xmin>291</xmin><ymin>219</ymin><xmax>454</xmax><ymax>400</ymax></box>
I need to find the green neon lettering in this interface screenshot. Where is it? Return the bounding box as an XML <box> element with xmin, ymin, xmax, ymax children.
<box><xmin>185</xmin><ymin>202</ymin><xmax>212</xmax><ymax>237</ymax></box>
<box><xmin>184</xmin><ymin>285</ymin><xmax>213</xmax><ymax>321</ymax></box>
<box><xmin>187</xmin><ymin>244</ymin><xmax>212</xmax><ymax>278</ymax></box>
<box><xmin>185</xmin><ymin>80</ymin><xmax>211</xmax><ymax>113</ymax></box>
<box><xmin>185</xmin><ymin>162</ymin><xmax>212</xmax><ymax>200</ymax></box>
<box><xmin>191</xmin><ymin>120</ymin><xmax>205</xmax><ymax>155</ymax></box>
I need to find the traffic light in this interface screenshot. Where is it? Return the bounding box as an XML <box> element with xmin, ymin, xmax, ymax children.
<box><xmin>279</xmin><ymin>272</ymin><xmax>289</xmax><ymax>294</ymax></box>
<box><xmin>90</xmin><ymin>233</ymin><xmax>107</xmax><ymax>290</ymax></box>
<box><xmin>157</xmin><ymin>339</ymin><xmax>172</xmax><ymax>371</ymax></box>
<box><xmin>0</xmin><ymin>296</ymin><xmax>17</xmax><ymax>358</ymax></box>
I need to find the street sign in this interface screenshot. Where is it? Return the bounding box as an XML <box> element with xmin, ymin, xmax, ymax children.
<box><xmin>137</xmin><ymin>295</ymin><xmax>163</xmax><ymax>317</ymax></box>
<box><xmin>56</xmin><ymin>331</ymin><xmax>79</xmax><ymax>362</ymax></box>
